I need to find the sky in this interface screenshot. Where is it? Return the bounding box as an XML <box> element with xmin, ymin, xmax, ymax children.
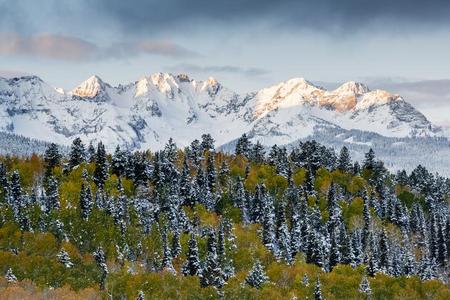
<box><xmin>1</xmin><ymin>0</ymin><xmax>450</xmax><ymax>125</ymax></box>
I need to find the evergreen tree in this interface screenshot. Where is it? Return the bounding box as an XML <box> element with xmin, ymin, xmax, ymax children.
<box><xmin>69</xmin><ymin>137</ymin><xmax>85</xmax><ymax>169</ymax></box>
<box><xmin>136</xmin><ymin>290</ymin><xmax>145</xmax><ymax>300</ymax></box>
<box><xmin>250</xmin><ymin>141</ymin><xmax>265</xmax><ymax>163</ymax></box>
<box><xmin>314</xmin><ymin>277</ymin><xmax>323</xmax><ymax>300</ymax></box>
<box><xmin>45</xmin><ymin>176</ymin><xmax>60</xmax><ymax>212</ymax></box>
<box><xmin>302</xmin><ymin>273</ymin><xmax>310</xmax><ymax>286</ymax></box>
<box><xmin>79</xmin><ymin>177</ymin><xmax>93</xmax><ymax>220</ymax></box>
<box><xmin>87</xmin><ymin>142</ymin><xmax>96</xmax><ymax>163</ymax></box>
<box><xmin>182</xmin><ymin>233</ymin><xmax>201</xmax><ymax>276</ymax></box>
<box><xmin>358</xmin><ymin>275</ymin><xmax>372</xmax><ymax>299</ymax></box>
<box><xmin>337</xmin><ymin>146</ymin><xmax>352</xmax><ymax>172</ymax></box>
<box><xmin>245</xmin><ymin>260</ymin><xmax>269</xmax><ymax>289</ymax></box>
<box><xmin>5</xmin><ymin>268</ymin><xmax>17</xmax><ymax>283</ymax></box>
<box><xmin>201</xmin><ymin>133</ymin><xmax>215</xmax><ymax>152</ymax></box>
<box><xmin>57</xmin><ymin>248</ymin><xmax>74</xmax><ymax>268</ymax></box>
<box><xmin>200</xmin><ymin>231</ymin><xmax>225</xmax><ymax>289</ymax></box>
<box><xmin>235</xmin><ymin>133</ymin><xmax>252</xmax><ymax>157</ymax></box>
<box><xmin>171</xmin><ymin>230</ymin><xmax>182</xmax><ymax>258</ymax></box>
<box><xmin>112</xmin><ymin>145</ymin><xmax>127</xmax><ymax>176</ymax></box>
<box><xmin>93</xmin><ymin>247</ymin><xmax>108</xmax><ymax>289</ymax></box>
<box><xmin>363</xmin><ymin>148</ymin><xmax>376</xmax><ymax>171</ymax></box>
<box><xmin>161</xmin><ymin>225</ymin><xmax>176</xmax><ymax>274</ymax></box>
<box><xmin>44</xmin><ymin>143</ymin><xmax>61</xmax><ymax>178</ymax></box>
<box><xmin>206</xmin><ymin>151</ymin><xmax>216</xmax><ymax>191</ymax></box>
<box><xmin>93</xmin><ymin>142</ymin><xmax>108</xmax><ymax>187</ymax></box>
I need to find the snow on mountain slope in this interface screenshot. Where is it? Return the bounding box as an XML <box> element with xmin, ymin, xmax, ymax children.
<box><xmin>0</xmin><ymin>73</ymin><xmax>444</xmax><ymax>152</ymax></box>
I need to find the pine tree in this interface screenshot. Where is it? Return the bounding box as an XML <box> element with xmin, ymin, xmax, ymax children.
<box><xmin>161</xmin><ymin>225</ymin><xmax>176</xmax><ymax>275</ymax></box>
<box><xmin>182</xmin><ymin>233</ymin><xmax>201</xmax><ymax>276</ymax></box>
<box><xmin>69</xmin><ymin>137</ymin><xmax>85</xmax><ymax>169</ymax></box>
<box><xmin>337</xmin><ymin>146</ymin><xmax>352</xmax><ymax>172</ymax></box>
<box><xmin>5</xmin><ymin>268</ymin><xmax>17</xmax><ymax>283</ymax></box>
<box><xmin>314</xmin><ymin>277</ymin><xmax>323</xmax><ymax>300</ymax></box>
<box><xmin>93</xmin><ymin>142</ymin><xmax>108</xmax><ymax>187</ymax></box>
<box><xmin>302</xmin><ymin>273</ymin><xmax>310</xmax><ymax>286</ymax></box>
<box><xmin>45</xmin><ymin>176</ymin><xmax>60</xmax><ymax>212</ymax></box>
<box><xmin>171</xmin><ymin>230</ymin><xmax>182</xmax><ymax>258</ymax></box>
<box><xmin>87</xmin><ymin>142</ymin><xmax>96</xmax><ymax>163</ymax></box>
<box><xmin>235</xmin><ymin>134</ymin><xmax>252</xmax><ymax>157</ymax></box>
<box><xmin>358</xmin><ymin>275</ymin><xmax>372</xmax><ymax>298</ymax></box>
<box><xmin>57</xmin><ymin>248</ymin><xmax>74</xmax><ymax>268</ymax></box>
<box><xmin>206</xmin><ymin>151</ymin><xmax>216</xmax><ymax>191</ymax></box>
<box><xmin>250</xmin><ymin>141</ymin><xmax>265</xmax><ymax>163</ymax></box>
<box><xmin>79</xmin><ymin>176</ymin><xmax>93</xmax><ymax>219</ymax></box>
<box><xmin>363</xmin><ymin>148</ymin><xmax>376</xmax><ymax>171</ymax></box>
<box><xmin>245</xmin><ymin>260</ymin><xmax>269</xmax><ymax>289</ymax></box>
<box><xmin>44</xmin><ymin>143</ymin><xmax>61</xmax><ymax>178</ymax></box>
<box><xmin>136</xmin><ymin>290</ymin><xmax>145</xmax><ymax>300</ymax></box>
<box><xmin>112</xmin><ymin>145</ymin><xmax>127</xmax><ymax>176</ymax></box>
<box><xmin>93</xmin><ymin>247</ymin><xmax>108</xmax><ymax>289</ymax></box>
<box><xmin>200</xmin><ymin>231</ymin><xmax>224</xmax><ymax>289</ymax></box>
<box><xmin>201</xmin><ymin>133</ymin><xmax>215</xmax><ymax>152</ymax></box>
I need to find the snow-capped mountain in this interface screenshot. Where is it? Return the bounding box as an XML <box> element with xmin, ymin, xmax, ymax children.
<box><xmin>0</xmin><ymin>73</ymin><xmax>444</xmax><ymax>153</ymax></box>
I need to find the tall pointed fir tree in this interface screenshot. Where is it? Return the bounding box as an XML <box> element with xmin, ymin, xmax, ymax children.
<box><xmin>314</xmin><ymin>277</ymin><xmax>323</xmax><ymax>300</ymax></box>
<box><xmin>94</xmin><ymin>142</ymin><xmax>108</xmax><ymax>187</ymax></box>
<box><xmin>245</xmin><ymin>259</ymin><xmax>269</xmax><ymax>289</ymax></box>
<box><xmin>93</xmin><ymin>247</ymin><xmax>108</xmax><ymax>290</ymax></box>
<box><xmin>200</xmin><ymin>231</ymin><xmax>225</xmax><ymax>289</ymax></box>
<box><xmin>68</xmin><ymin>137</ymin><xmax>85</xmax><ymax>170</ymax></box>
<box><xmin>182</xmin><ymin>233</ymin><xmax>201</xmax><ymax>276</ymax></box>
<box><xmin>45</xmin><ymin>176</ymin><xmax>60</xmax><ymax>213</ymax></box>
<box><xmin>337</xmin><ymin>146</ymin><xmax>352</xmax><ymax>173</ymax></box>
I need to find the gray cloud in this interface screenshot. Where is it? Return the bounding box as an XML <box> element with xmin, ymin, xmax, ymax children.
<box><xmin>88</xmin><ymin>0</ymin><xmax>450</xmax><ymax>35</ymax></box>
<box><xmin>0</xmin><ymin>33</ymin><xmax>198</xmax><ymax>61</ymax></box>
<box><xmin>169</xmin><ymin>63</ymin><xmax>269</xmax><ymax>77</ymax></box>
<box><xmin>2</xmin><ymin>1</ymin><xmax>450</xmax><ymax>38</ymax></box>
<box><xmin>0</xmin><ymin>33</ymin><xmax>98</xmax><ymax>61</ymax></box>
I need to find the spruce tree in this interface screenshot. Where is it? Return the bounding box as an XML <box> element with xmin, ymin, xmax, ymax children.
<box><xmin>182</xmin><ymin>233</ymin><xmax>201</xmax><ymax>276</ymax></box>
<box><xmin>44</xmin><ymin>143</ymin><xmax>61</xmax><ymax>178</ymax></box>
<box><xmin>337</xmin><ymin>146</ymin><xmax>352</xmax><ymax>172</ymax></box>
<box><xmin>57</xmin><ymin>248</ymin><xmax>74</xmax><ymax>268</ymax></box>
<box><xmin>314</xmin><ymin>277</ymin><xmax>323</xmax><ymax>300</ymax></box>
<box><xmin>201</xmin><ymin>133</ymin><xmax>215</xmax><ymax>152</ymax></box>
<box><xmin>245</xmin><ymin>259</ymin><xmax>269</xmax><ymax>289</ymax></box>
<box><xmin>69</xmin><ymin>137</ymin><xmax>85</xmax><ymax>169</ymax></box>
<box><xmin>93</xmin><ymin>142</ymin><xmax>108</xmax><ymax>187</ymax></box>
<box><xmin>5</xmin><ymin>268</ymin><xmax>17</xmax><ymax>283</ymax></box>
<box><xmin>93</xmin><ymin>247</ymin><xmax>108</xmax><ymax>289</ymax></box>
<box><xmin>358</xmin><ymin>275</ymin><xmax>372</xmax><ymax>298</ymax></box>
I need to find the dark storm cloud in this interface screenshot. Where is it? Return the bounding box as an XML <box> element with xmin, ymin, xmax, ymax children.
<box><xmin>169</xmin><ymin>63</ymin><xmax>269</xmax><ymax>77</ymax></box>
<box><xmin>88</xmin><ymin>0</ymin><xmax>450</xmax><ymax>34</ymax></box>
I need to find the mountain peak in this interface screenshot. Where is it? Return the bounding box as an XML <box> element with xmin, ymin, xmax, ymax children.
<box><xmin>334</xmin><ymin>81</ymin><xmax>369</xmax><ymax>95</ymax></box>
<box><xmin>72</xmin><ymin>75</ymin><xmax>109</xmax><ymax>99</ymax></box>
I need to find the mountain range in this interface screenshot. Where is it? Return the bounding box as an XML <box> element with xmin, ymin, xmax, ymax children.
<box><xmin>0</xmin><ymin>73</ymin><xmax>449</xmax><ymax>174</ymax></box>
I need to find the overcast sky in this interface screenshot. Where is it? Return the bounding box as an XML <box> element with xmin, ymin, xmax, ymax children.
<box><xmin>1</xmin><ymin>0</ymin><xmax>450</xmax><ymax>125</ymax></box>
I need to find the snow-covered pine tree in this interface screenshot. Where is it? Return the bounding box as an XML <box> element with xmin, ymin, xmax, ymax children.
<box><xmin>44</xmin><ymin>143</ymin><xmax>61</xmax><ymax>178</ymax></box>
<box><xmin>161</xmin><ymin>225</ymin><xmax>176</xmax><ymax>275</ymax></box>
<box><xmin>93</xmin><ymin>247</ymin><xmax>108</xmax><ymax>289</ymax></box>
<box><xmin>337</xmin><ymin>146</ymin><xmax>352</xmax><ymax>173</ymax></box>
<box><xmin>136</xmin><ymin>290</ymin><xmax>145</xmax><ymax>300</ymax></box>
<box><xmin>358</xmin><ymin>275</ymin><xmax>372</xmax><ymax>298</ymax></box>
<box><xmin>45</xmin><ymin>176</ymin><xmax>60</xmax><ymax>213</ymax></box>
<box><xmin>93</xmin><ymin>142</ymin><xmax>108</xmax><ymax>187</ymax></box>
<box><xmin>314</xmin><ymin>277</ymin><xmax>323</xmax><ymax>300</ymax></box>
<box><xmin>5</xmin><ymin>268</ymin><xmax>17</xmax><ymax>283</ymax></box>
<box><xmin>201</xmin><ymin>133</ymin><xmax>215</xmax><ymax>152</ymax></box>
<box><xmin>182</xmin><ymin>233</ymin><xmax>201</xmax><ymax>276</ymax></box>
<box><xmin>68</xmin><ymin>137</ymin><xmax>85</xmax><ymax>170</ymax></box>
<box><xmin>112</xmin><ymin>145</ymin><xmax>127</xmax><ymax>177</ymax></box>
<box><xmin>57</xmin><ymin>248</ymin><xmax>74</xmax><ymax>268</ymax></box>
<box><xmin>79</xmin><ymin>176</ymin><xmax>93</xmax><ymax>220</ymax></box>
<box><xmin>245</xmin><ymin>259</ymin><xmax>269</xmax><ymax>289</ymax></box>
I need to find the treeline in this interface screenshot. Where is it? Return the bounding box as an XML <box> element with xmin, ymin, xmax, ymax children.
<box><xmin>0</xmin><ymin>134</ymin><xmax>448</xmax><ymax>299</ymax></box>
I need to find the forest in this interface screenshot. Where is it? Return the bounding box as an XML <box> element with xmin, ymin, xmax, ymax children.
<box><xmin>0</xmin><ymin>134</ymin><xmax>449</xmax><ymax>299</ymax></box>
